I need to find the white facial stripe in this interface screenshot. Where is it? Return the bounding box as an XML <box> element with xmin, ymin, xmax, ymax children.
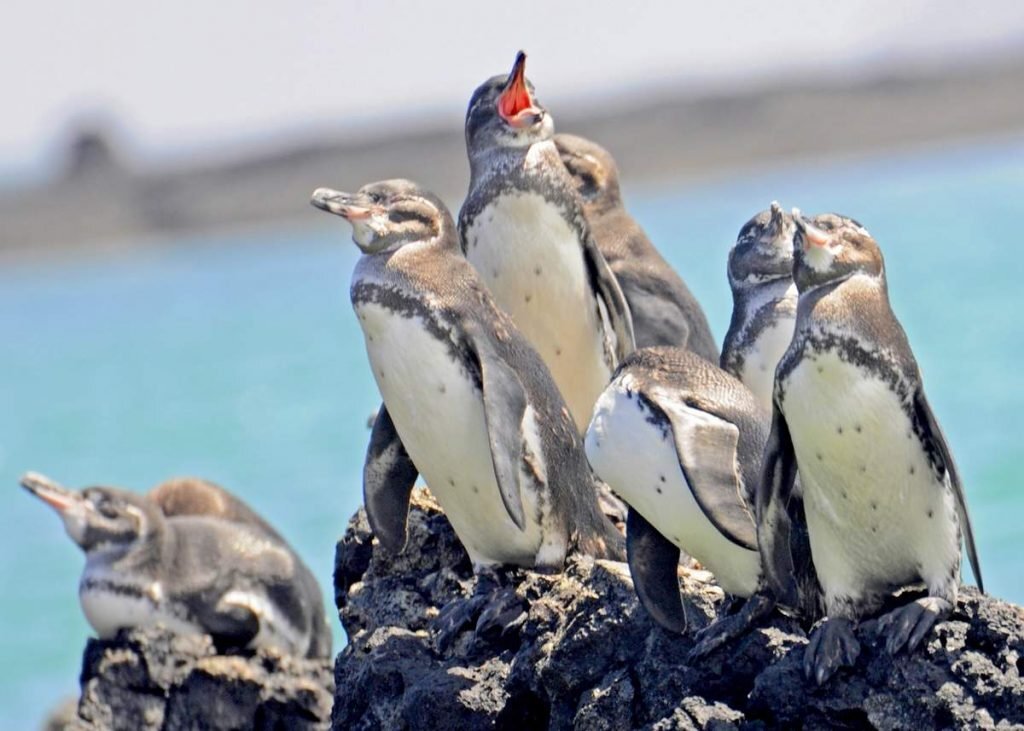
<box><xmin>804</xmin><ymin>243</ymin><xmax>838</xmax><ymax>273</ymax></box>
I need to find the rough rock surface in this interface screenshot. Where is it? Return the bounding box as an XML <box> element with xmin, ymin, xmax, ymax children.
<box><xmin>60</xmin><ymin>627</ymin><xmax>333</xmax><ymax>730</ymax></box>
<box><xmin>334</xmin><ymin>488</ymin><xmax>1024</xmax><ymax>730</ymax></box>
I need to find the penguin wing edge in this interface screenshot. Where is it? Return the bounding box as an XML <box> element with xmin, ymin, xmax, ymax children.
<box><xmin>913</xmin><ymin>389</ymin><xmax>984</xmax><ymax>593</ymax></box>
<box><xmin>756</xmin><ymin>404</ymin><xmax>800</xmax><ymax>606</ymax></box>
<box><xmin>467</xmin><ymin>323</ymin><xmax>528</xmax><ymax>531</ymax></box>
<box><xmin>626</xmin><ymin>507</ymin><xmax>686</xmax><ymax>633</ymax></box>
<box><xmin>648</xmin><ymin>388</ymin><xmax>758</xmax><ymax>552</ymax></box>
<box><xmin>582</xmin><ymin>235</ymin><xmax>636</xmax><ymax>362</ymax></box>
<box><xmin>363</xmin><ymin>405</ymin><xmax>419</xmax><ymax>554</ymax></box>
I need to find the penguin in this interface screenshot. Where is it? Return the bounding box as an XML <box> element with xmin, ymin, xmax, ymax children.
<box><xmin>459</xmin><ymin>52</ymin><xmax>635</xmax><ymax>432</ymax></box>
<box><xmin>585</xmin><ymin>347</ymin><xmax>776</xmax><ymax>656</ymax></box>
<box><xmin>757</xmin><ymin>211</ymin><xmax>984</xmax><ymax>685</ymax></box>
<box><xmin>553</xmin><ymin>133</ymin><xmax>719</xmax><ymax>362</ymax></box>
<box><xmin>721</xmin><ymin>202</ymin><xmax>800</xmax><ymax>410</ymax></box>
<box><xmin>310</xmin><ymin>178</ymin><xmax>624</xmax><ymax>646</ymax></box>
<box><xmin>22</xmin><ymin>472</ymin><xmax>332</xmax><ymax>659</ymax></box>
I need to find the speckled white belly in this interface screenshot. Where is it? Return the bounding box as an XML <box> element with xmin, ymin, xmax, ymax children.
<box><xmin>464</xmin><ymin>191</ymin><xmax>610</xmax><ymax>432</ymax></box>
<box><xmin>738</xmin><ymin>316</ymin><xmax>796</xmax><ymax>412</ymax></box>
<box><xmin>356</xmin><ymin>301</ymin><xmax>543</xmax><ymax>567</ymax></box>
<box><xmin>780</xmin><ymin>351</ymin><xmax>960</xmax><ymax>610</ymax></box>
<box><xmin>585</xmin><ymin>377</ymin><xmax>760</xmax><ymax>597</ymax></box>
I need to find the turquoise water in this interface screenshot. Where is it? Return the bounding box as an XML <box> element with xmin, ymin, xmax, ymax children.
<box><xmin>2</xmin><ymin>138</ymin><xmax>1022</xmax><ymax>726</ymax></box>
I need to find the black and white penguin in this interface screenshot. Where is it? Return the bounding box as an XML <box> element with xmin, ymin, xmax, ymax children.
<box><xmin>554</xmin><ymin>133</ymin><xmax>718</xmax><ymax>362</ymax></box>
<box><xmin>758</xmin><ymin>211</ymin><xmax>984</xmax><ymax>684</ymax></box>
<box><xmin>22</xmin><ymin>472</ymin><xmax>332</xmax><ymax>658</ymax></box>
<box><xmin>311</xmin><ymin>179</ymin><xmax>624</xmax><ymax>644</ymax></box>
<box><xmin>721</xmin><ymin>203</ymin><xmax>799</xmax><ymax>410</ymax></box>
<box><xmin>585</xmin><ymin>347</ymin><xmax>777</xmax><ymax>655</ymax></box>
<box><xmin>459</xmin><ymin>52</ymin><xmax>635</xmax><ymax>432</ymax></box>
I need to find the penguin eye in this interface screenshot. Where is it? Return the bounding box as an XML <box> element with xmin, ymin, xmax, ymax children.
<box><xmin>97</xmin><ymin>501</ymin><xmax>119</xmax><ymax>519</ymax></box>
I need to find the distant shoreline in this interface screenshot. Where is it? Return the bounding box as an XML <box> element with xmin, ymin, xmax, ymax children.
<box><xmin>3</xmin><ymin>56</ymin><xmax>1024</xmax><ymax>256</ymax></box>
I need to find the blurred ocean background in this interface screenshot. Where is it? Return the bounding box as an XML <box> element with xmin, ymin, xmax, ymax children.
<box><xmin>2</xmin><ymin>135</ymin><xmax>1022</xmax><ymax>726</ymax></box>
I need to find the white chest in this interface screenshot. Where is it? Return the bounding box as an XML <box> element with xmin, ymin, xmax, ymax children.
<box><xmin>356</xmin><ymin>300</ymin><xmax>543</xmax><ymax>567</ymax></box>
<box><xmin>585</xmin><ymin>377</ymin><xmax>761</xmax><ymax>597</ymax></box>
<box><xmin>779</xmin><ymin>351</ymin><xmax>960</xmax><ymax>603</ymax></box>
<box><xmin>463</xmin><ymin>191</ymin><xmax>610</xmax><ymax>432</ymax></box>
<box><xmin>79</xmin><ymin>563</ymin><xmax>197</xmax><ymax>639</ymax></box>
<box><xmin>738</xmin><ymin>314</ymin><xmax>796</xmax><ymax>412</ymax></box>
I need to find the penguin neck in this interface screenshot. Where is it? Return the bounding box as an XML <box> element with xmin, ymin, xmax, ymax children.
<box><xmin>469</xmin><ymin>138</ymin><xmax>559</xmax><ymax>186</ymax></box>
<box><xmin>732</xmin><ymin>278</ymin><xmax>797</xmax><ymax>325</ymax></box>
<box><xmin>87</xmin><ymin>513</ymin><xmax>173</xmax><ymax>575</ymax></box>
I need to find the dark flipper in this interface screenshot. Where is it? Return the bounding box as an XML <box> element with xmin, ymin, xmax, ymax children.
<box><xmin>913</xmin><ymin>389</ymin><xmax>984</xmax><ymax>592</ymax></box>
<box><xmin>643</xmin><ymin>390</ymin><xmax>757</xmax><ymax>551</ymax></box>
<box><xmin>627</xmin><ymin>508</ymin><xmax>686</xmax><ymax>633</ymax></box>
<box><xmin>804</xmin><ymin>617</ymin><xmax>860</xmax><ymax>685</ymax></box>
<box><xmin>756</xmin><ymin>404</ymin><xmax>801</xmax><ymax>608</ymax></box>
<box><xmin>582</xmin><ymin>234</ymin><xmax>636</xmax><ymax>362</ymax></box>
<box><xmin>466</xmin><ymin>323</ymin><xmax>527</xmax><ymax>531</ymax></box>
<box><xmin>363</xmin><ymin>405</ymin><xmax>418</xmax><ymax>553</ymax></box>
<box><xmin>200</xmin><ymin>601</ymin><xmax>261</xmax><ymax>653</ymax></box>
<box><xmin>688</xmin><ymin>590</ymin><xmax>776</xmax><ymax>660</ymax></box>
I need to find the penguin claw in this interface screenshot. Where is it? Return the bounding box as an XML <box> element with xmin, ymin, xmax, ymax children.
<box><xmin>433</xmin><ymin>594</ymin><xmax>489</xmax><ymax>653</ymax></box>
<box><xmin>880</xmin><ymin>597</ymin><xmax>951</xmax><ymax>655</ymax></box>
<box><xmin>803</xmin><ymin>618</ymin><xmax>860</xmax><ymax>685</ymax></box>
<box><xmin>475</xmin><ymin>586</ymin><xmax>527</xmax><ymax>644</ymax></box>
<box><xmin>687</xmin><ymin>592</ymin><xmax>775</xmax><ymax>661</ymax></box>
<box><xmin>432</xmin><ymin>583</ymin><xmax>527</xmax><ymax>653</ymax></box>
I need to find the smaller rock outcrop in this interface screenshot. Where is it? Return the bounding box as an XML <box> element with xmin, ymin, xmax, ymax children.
<box><xmin>61</xmin><ymin>627</ymin><xmax>333</xmax><ymax>730</ymax></box>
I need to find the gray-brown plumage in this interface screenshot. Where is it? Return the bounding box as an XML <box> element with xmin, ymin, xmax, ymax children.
<box><xmin>555</xmin><ymin>133</ymin><xmax>718</xmax><ymax>362</ymax></box>
<box><xmin>311</xmin><ymin>178</ymin><xmax>624</xmax><ymax>648</ymax></box>
<box><xmin>21</xmin><ymin>472</ymin><xmax>332</xmax><ymax>658</ymax></box>
<box><xmin>758</xmin><ymin>211</ymin><xmax>983</xmax><ymax>685</ymax></box>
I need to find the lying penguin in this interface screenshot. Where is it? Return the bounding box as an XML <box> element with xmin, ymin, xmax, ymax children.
<box><xmin>758</xmin><ymin>211</ymin><xmax>984</xmax><ymax>684</ymax></box>
<box><xmin>22</xmin><ymin>472</ymin><xmax>331</xmax><ymax>658</ymax></box>
<box><xmin>554</xmin><ymin>133</ymin><xmax>718</xmax><ymax>362</ymax></box>
<box><xmin>310</xmin><ymin>178</ymin><xmax>624</xmax><ymax>648</ymax></box>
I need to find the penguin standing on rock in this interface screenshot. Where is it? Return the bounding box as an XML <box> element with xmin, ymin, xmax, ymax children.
<box><xmin>22</xmin><ymin>472</ymin><xmax>332</xmax><ymax>659</ymax></box>
<box><xmin>311</xmin><ymin>178</ymin><xmax>624</xmax><ymax>648</ymax></box>
<box><xmin>758</xmin><ymin>211</ymin><xmax>983</xmax><ymax>685</ymax></box>
<box><xmin>721</xmin><ymin>202</ymin><xmax>799</xmax><ymax>410</ymax></box>
<box><xmin>554</xmin><ymin>133</ymin><xmax>718</xmax><ymax>362</ymax></box>
<box><xmin>459</xmin><ymin>52</ymin><xmax>635</xmax><ymax>432</ymax></box>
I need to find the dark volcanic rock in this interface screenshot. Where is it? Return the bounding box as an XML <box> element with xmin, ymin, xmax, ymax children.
<box><xmin>62</xmin><ymin>627</ymin><xmax>333</xmax><ymax>730</ymax></box>
<box><xmin>333</xmin><ymin>488</ymin><xmax>1024</xmax><ymax>730</ymax></box>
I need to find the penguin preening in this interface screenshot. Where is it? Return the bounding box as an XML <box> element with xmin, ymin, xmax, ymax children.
<box><xmin>22</xmin><ymin>472</ymin><xmax>332</xmax><ymax>659</ymax></box>
<box><xmin>758</xmin><ymin>210</ymin><xmax>983</xmax><ymax>684</ymax></box>
<box><xmin>554</xmin><ymin>133</ymin><xmax>718</xmax><ymax>362</ymax></box>
<box><xmin>459</xmin><ymin>52</ymin><xmax>635</xmax><ymax>432</ymax></box>
<box><xmin>311</xmin><ymin>178</ymin><xmax>624</xmax><ymax>648</ymax></box>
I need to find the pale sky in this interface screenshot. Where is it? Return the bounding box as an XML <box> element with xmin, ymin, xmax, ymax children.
<box><xmin>3</xmin><ymin>0</ymin><xmax>1024</xmax><ymax>167</ymax></box>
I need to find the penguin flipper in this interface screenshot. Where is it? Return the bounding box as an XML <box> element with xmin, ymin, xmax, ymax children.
<box><xmin>466</xmin><ymin>323</ymin><xmax>527</xmax><ymax>531</ymax></box>
<box><xmin>200</xmin><ymin>601</ymin><xmax>261</xmax><ymax>652</ymax></box>
<box><xmin>756</xmin><ymin>403</ymin><xmax>801</xmax><ymax>607</ymax></box>
<box><xmin>646</xmin><ymin>388</ymin><xmax>758</xmax><ymax>551</ymax></box>
<box><xmin>913</xmin><ymin>389</ymin><xmax>984</xmax><ymax>592</ymax></box>
<box><xmin>364</xmin><ymin>405</ymin><xmax>419</xmax><ymax>553</ymax></box>
<box><xmin>582</xmin><ymin>235</ymin><xmax>636</xmax><ymax>362</ymax></box>
<box><xmin>627</xmin><ymin>507</ymin><xmax>686</xmax><ymax>633</ymax></box>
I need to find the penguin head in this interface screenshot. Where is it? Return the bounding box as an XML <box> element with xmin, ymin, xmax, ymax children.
<box><xmin>728</xmin><ymin>202</ymin><xmax>796</xmax><ymax>293</ymax></box>
<box><xmin>311</xmin><ymin>179</ymin><xmax>453</xmax><ymax>254</ymax></box>
<box><xmin>465</xmin><ymin>51</ymin><xmax>553</xmax><ymax>157</ymax></box>
<box><xmin>554</xmin><ymin>134</ymin><xmax>622</xmax><ymax>214</ymax></box>
<box><xmin>21</xmin><ymin>472</ymin><xmax>158</xmax><ymax>555</ymax></box>
<box><xmin>791</xmin><ymin>210</ymin><xmax>883</xmax><ymax>291</ymax></box>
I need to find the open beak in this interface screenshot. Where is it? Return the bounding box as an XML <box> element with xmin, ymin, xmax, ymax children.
<box><xmin>497</xmin><ymin>51</ymin><xmax>543</xmax><ymax>128</ymax></box>
<box><xmin>768</xmin><ymin>201</ymin><xmax>785</xmax><ymax>235</ymax></box>
<box><xmin>791</xmin><ymin>208</ymin><xmax>830</xmax><ymax>250</ymax></box>
<box><xmin>311</xmin><ymin>188</ymin><xmax>374</xmax><ymax>221</ymax></box>
<box><xmin>21</xmin><ymin>472</ymin><xmax>80</xmax><ymax>514</ymax></box>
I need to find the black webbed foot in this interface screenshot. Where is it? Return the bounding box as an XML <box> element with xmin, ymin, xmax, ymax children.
<box><xmin>688</xmin><ymin>591</ymin><xmax>775</xmax><ymax>661</ymax></box>
<box><xmin>877</xmin><ymin>596</ymin><xmax>951</xmax><ymax>655</ymax></box>
<box><xmin>803</xmin><ymin>617</ymin><xmax>860</xmax><ymax>685</ymax></box>
<box><xmin>432</xmin><ymin>568</ymin><xmax>526</xmax><ymax>653</ymax></box>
